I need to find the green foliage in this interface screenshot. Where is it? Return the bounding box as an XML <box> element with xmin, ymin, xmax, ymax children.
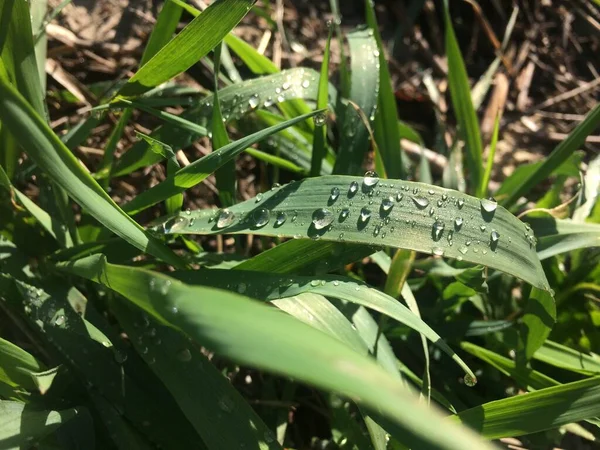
<box><xmin>0</xmin><ymin>1</ymin><xmax>599</xmax><ymax>449</ymax></box>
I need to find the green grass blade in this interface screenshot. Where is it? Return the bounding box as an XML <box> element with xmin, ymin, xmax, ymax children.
<box><xmin>518</xmin><ymin>287</ymin><xmax>556</xmax><ymax>363</ymax></box>
<box><xmin>58</xmin><ymin>254</ymin><xmax>494</xmax><ymax>450</ymax></box>
<box><xmin>333</xmin><ymin>29</ymin><xmax>380</xmax><ymax>175</ymax></box>
<box><xmin>212</xmin><ymin>42</ymin><xmax>235</xmax><ymax>207</ymax></box>
<box><xmin>0</xmin><ymin>401</ymin><xmax>79</xmax><ymax>447</ymax></box>
<box><xmin>110</xmin><ymin>299</ymin><xmax>281</xmax><ymax>449</ymax></box>
<box><xmin>533</xmin><ymin>340</ymin><xmax>600</xmax><ymax>375</ymax></box>
<box><xmin>528</xmin><ymin>217</ymin><xmax>600</xmax><ymax>260</ymax></box>
<box><xmin>170</xmin><ymin>268</ymin><xmax>475</xmax><ymax>380</ymax></box>
<box><xmin>0</xmin><ymin>337</ymin><xmax>45</xmax><ymax>392</ymax></box>
<box><xmin>444</xmin><ymin>1</ymin><xmax>484</xmax><ymax>196</ymax></box>
<box><xmin>159</xmin><ymin>175</ymin><xmax>550</xmax><ymax>291</ymax></box>
<box><xmin>245</xmin><ymin>148</ymin><xmax>306</xmax><ymax>175</ymax></box>
<box><xmin>141</xmin><ymin>0</ymin><xmax>183</xmax><ymax>64</ymax></box>
<box><xmin>365</xmin><ymin>0</ymin><xmax>405</xmax><ymax>179</ymax></box>
<box><xmin>0</xmin><ymin>75</ymin><xmax>183</xmax><ymax>267</ymax></box>
<box><xmin>502</xmin><ymin>103</ymin><xmax>600</xmax><ymax>208</ymax></box>
<box><xmin>122</xmin><ymin>109</ymin><xmax>323</xmax><ymax>215</ymax></box>
<box><xmin>109</xmin><ymin>67</ymin><xmax>321</xmax><ymax>178</ymax></box>
<box><xmin>480</xmin><ymin>112</ymin><xmax>500</xmax><ymax>197</ymax></box>
<box><xmin>452</xmin><ymin>377</ymin><xmax>600</xmax><ymax>439</ymax></box>
<box><xmin>117</xmin><ymin>0</ymin><xmax>255</xmax><ymax>98</ymax></box>
<box><xmin>310</xmin><ymin>30</ymin><xmax>331</xmax><ymax>177</ymax></box>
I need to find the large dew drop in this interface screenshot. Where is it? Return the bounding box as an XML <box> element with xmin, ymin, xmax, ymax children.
<box><xmin>253</xmin><ymin>208</ymin><xmax>270</xmax><ymax>227</ymax></box>
<box><xmin>216</xmin><ymin>209</ymin><xmax>235</xmax><ymax>228</ymax></box>
<box><xmin>163</xmin><ymin>216</ymin><xmax>188</xmax><ymax>234</ymax></box>
<box><xmin>480</xmin><ymin>197</ymin><xmax>498</xmax><ymax>213</ymax></box>
<box><xmin>362</xmin><ymin>171</ymin><xmax>379</xmax><ymax>188</ymax></box>
<box><xmin>359</xmin><ymin>207</ymin><xmax>371</xmax><ymax>222</ymax></box>
<box><xmin>348</xmin><ymin>181</ymin><xmax>359</xmax><ymax>196</ymax></box>
<box><xmin>312</xmin><ymin>208</ymin><xmax>334</xmax><ymax>230</ymax></box>
<box><xmin>412</xmin><ymin>196</ymin><xmax>429</xmax><ymax>209</ymax></box>
<box><xmin>381</xmin><ymin>196</ymin><xmax>394</xmax><ymax>212</ymax></box>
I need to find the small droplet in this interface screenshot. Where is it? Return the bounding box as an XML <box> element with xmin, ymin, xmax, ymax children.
<box><xmin>428</xmin><ymin>189</ymin><xmax>435</xmax><ymax>195</ymax></box>
<box><xmin>349</xmin><ymin>181</ymin><xmax>359</xmax><ymax>196</ymax></box>
<box><xmin>491</xmin><ymin>230</ymin><xmax>500</xmax><ymax>243</ymax></box>
<box><xmin>340</xmin><ymin>208</ymin><xmax>350</xmax><ymax>220</ymax></box>
<box><xmin>255</xmin><ymin>193</ymin><xmax>263</xmax><ymax>202</ymax></box>
<box><xmin>442</xmin><ymin>194</ymin><xmax>448</xmax><ymax>201</ymax></box>
<box><xmin>480</xmin><ymin>197</ymin><xmax>498</xmax><ymax>213</ymax></box>
<box><xmin>282</xmin><ymin>81</ymin><xmax>291</xmax><ymax>90</ymax></box>
<box><xmin>330</xmin><ymin>187</ymin><xmax>340</xmax><ymax>202</ymax></box>
<box><xmin>302</xmin><ymin>79</ymin><xmax>311</xmax><ymax>89</ymax></box>
<box><xmin>457</xmin><ymin>199</ymin><xmax>465</xmax><ymax>209</ymax></box>
<box><xmin>396</xmin><ymin>192</ymin><xmax>403</xmax><ymax>202</ymax></box>
<box><xmin>163</xmin><ymin>216</ymin><xmax>188</xmax><ymax>234</ymax></box>
<box><xmin>432</xmin><ymin>220</ymin><xmax>445</xmax><ymax>240</ymax></box>
<box><xmin>432</xmin><ymin>247</ymin><xmax>444</xmax><ymax>256</ymax></box>
<box><xmin>454</xmin><ymin>217</ymin><xmax>463</xmax><ymax>229</ymax></box>
<box><xmin>373</xmin><ymin>226</ymin><xmax>380</xmax><ymax>237</ymax></box>
<box><xmin>464</xmin><ymin>374</ymin><xmax>477</xmax><ymax>387</ymax></box>
<box><xmin>312</xmin><ymin>208</ymin><xmax>334</xmax><ymax>230</ymax></box>
<box><xmin>237</xmin><ymin>283</ymin><xmax>247</xmax><ymax>294</ymax></box>
<box><xmin>248</xmin><ymin>94</ymin><xmax>259</xmax><ymax>109</ymax></box>
<box><xmin>274</xmin><ymin>211</ymin><xmax>287</xmax><ymax>227</ymax></box>
<box><xmin>216</xmin><ymin>209</ymin><xmax>235</xmax><ymax>228</ymax></box>
<box><xmin>176</xmin><ymin>348</ymin><xmax>192</xmax><ymax>362</ymax></box>
<box><xmin>381</xmin><ymin>196</ymin><xmax>394</xmax><ymax>212</ymax></box>
<box><xmin>218</xmin><ymin>396</ymin><xmax>235</xmax><ymax>413</ymax></box>
<box><xmin>412</xmin><ymin>196</ymin><xmax>429</xmax><ymax>209</ymax></box>
<box><xmin>359</xmin><ymin>207</ymin><xmax>371</xmax><ymax>222</ymax></box>
<box><xmin>114</xmin><ymin>350</ymin><xmax>128</xmax><ymax>364</ymax></box>
<box><xmin>480</xmin><ymin>225</ymin><xmax>487</xmax><ymax>232</ymax></box>
<box><xmin>429</xmin><ymin>207</ymin><xmax>435</xmax><ymax>216</ymax></box>
<box><xmin>458</xmin><ymin>245</ymin><xmax>469</xmax><ymax>255</ymax></box>
<box><xmin>362</xmin><ymin>171</ymin><xmax>379</xmax><ymax>188</ymax></box>
<box><xmin>333</xmin><ymin>280</ymin><xmax>339</xmax><ymax>286</ymax></box>
<box><xmin>253</xmin><ymin>208</ymin><xmax>270</xmax><ymax>227</ymax></box>
<box><xmin>314</xmin><ymin>112</ymin><xmax>326</xmax><ymax>126</ymax></box>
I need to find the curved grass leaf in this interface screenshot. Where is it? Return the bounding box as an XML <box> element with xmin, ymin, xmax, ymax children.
<box><xmin>0</xmin><ymin>337</ymin><xmax>45</xmax><ymax>392</ymax></box>
<box><xmin>502</xmin><ymin>103</ymin><xmax>600</xmax><ymax>208</ymax></box>
<box><xmin>157</xmin><ymin>175</ymin><xmax>551</xmax><ymax>291</ymax></box>
<box><xmin>57</xmin><ymin>254</ymin><xmax>493</xmax><ymax>450</ymax></box>
<box><xmin>110</xmin><ymin>299</ymin><xmax>281</xmax><ymax>449</ymax></box>
<box><xmin>110</xmin><ymin>68</ymin><xmax>322</xmax><ymax>178</ymax></box>
<box><xmin>117</xmin><ymin>0</ymin><xmax>255</xmax><ymax>98</ymax></box>
<box><xmin>169</xmin><ymin>268</ymin><xmax>475</xmax><ymax>379</ymax></box>
<box><xmin>0</xmin><ymin>75</ymin><xmax>183</xmax><ymax>267</ymax></box>
<box><xmin>533</xmin><ymin>340</ymin><xmax>600</xmax><ymax>375</ymax></box>
<box><xmin>122</xmin><ymin>109</ymin><xmax>323</xmax><ymax>215</ymax></box>
<box><xmin>452</xmin><ymin>377</ymin><xmax>600</xmax><ymax>439</ymax></box>
<box><xmin>528</xmin><ymin>217</ymin><xmax>600</xmax><ymax>260</ymax></box>
<box><xmin>333</xmin><ymin>29</ymin><xmax>379</xmax><ymax>175</ymax></box>
<box><xmin>0</xmin><ymin>401</ymin><xmax>78</xmax><ymax>448</ymax></box>
<box><xmin>444</xmin><ymin>1</ymin><xmax>484</xmax><ymax>196</ymax></box>
<box><xmin>518</xmin><ymin>287</ymin><xmax>556</xmax><ymax>363</ymax></box>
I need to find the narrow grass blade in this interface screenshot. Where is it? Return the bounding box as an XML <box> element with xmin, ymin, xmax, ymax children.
<box><xmin>245</xmin><ymin>148</ymin><xmax>305</xmax><ymax>175</ymax></box>
<box><xmin>110</xmin><ymin>300</ymin><xmax>281</xmax><ymax>449</ymax></box>
<box><xmin>444</xmin><ymin>1</ymin><xmax>484</xmax><ymax>196</ymax></box>
<box><xmin>365</xmin><ymin>0</ymin><xmax>405</xmax><ymax>179</ymax></box>
<box><xmin>158</xmin><ymin>175</ymin><xmax>550</xmax><ymax>291</ymax></box>
<box><xmin>480</xmin><ymin>112</ymin><xmax>500</xmax><ymax>197</ymax></box>
<box><xmin>528</xmin><ymin>217</ymin><xmax>600</xmax><ymax>260</ymax></box>
<box><xmin>117</xmin><ymin>0</ymin><xmax>255</xmax><ymax>98</ymax></box>
<box><xmin>533</xmin><ymin>340</ymin><xmax>600</xmax><ymax>375</ymax></box>
<box><xmin>452</xmin><ymin>377</ymin><xmax>600</xmax><ymax>439</ymax></box>
<box><xmin>212</xmin><ymin>42</ymin><xmax>235</xmax><ymax>206</ymax></box>
<box><xmin>333</xmin><ymin>29</ymin><xmax>380</xmax><ymax>175</ymax></box>
<box><xmin>122</xmin><ymin>109</ymin><xmax>323</xmax><ymax>215</ymax></box>
<box><xmin>58</xmin><ymin>254</ymin><xmax>494</xmax><ymax>450</ymax></box>
<box><xmin>502</xmin><ymin>103</ymin><xmax>600</xmax><ymax>208</ymax></box>
<box><xmin>310</xmin><ymin>30</ymin><xmax>331</xmax><ymax>177</ymax></box>
<box><xmin>0</xmin><ymin>76</ymin><xmax>183</xmax><ymax>267</ymax></box>
<box><xmin>0</xmin><ymin>401</ymin><xmax>79</xmax><ymax>447</ymax></box>
<box><xmin>170</xmin><ymin>268</ymin><xmax>475</xmax><ymax>380</ymax></box>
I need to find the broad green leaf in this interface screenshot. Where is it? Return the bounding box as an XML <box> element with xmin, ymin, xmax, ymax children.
<box><xmin>518</xmin><ymin>287</ymin><xmax>556</xmax><ymax>362</ymax></box>
<box><xmin>333</xmin><ymin>29</ymin><xmax>380</xmax><ymax>175</ymax></box>
<box><xmin>109</xmin><ymin>68</ymin><xmax>322</xmax><ymax>178</ymax></box>
<box><xmin>169</xmin><ymin>268</ymin><xmax>475</xmax><ymax>379</ymax></box>
<box><xmin>117</xmin><ymin>0</ymin><xmax>255</xmax><ymax>97</ymax></box>
<box><xmin>0</xmin><ymin>401</ymin><xmax>78</xmax><ymax>449</ymax></box>
<box><xmin>110</xmin><ymin>299</ymin><xmax>281</xmax><ymax>449</ymax></box>
<box><xmin>444</xmin><ymin>1</ymin><xmax>484</xmax><ymax>196</ymax></box>
<box><xmin>452</xmin><ymin>377</ymin><xmax>600</xmax><ymax>439</ymax></box>
<box><xmin>365</xmin><ymin>0</ymin><xmax>405</xmax><ymax>179</ymax></box>
<box><xmin>0</xmin><ymin>75</ymin><xmax>183</xmax><ymax>267</ymax></box>
<box><xmin>533</xmin><ymin>340</ymin><xmax>600</xmax><ymax>375</ymax></box>
<box><xmin>502</xmin><ymin>103</ymin><xmax>600</xmax><ymax>208</ymax></box>
<box><xmin>122</xmin><ymin>109</ymin><xmax>323</xmax><ymax>215</ymax></box>
<box><xmin>58</xmin><ymin>254</ymin><xmax>493</xmax><ymax>450</ymax></box>
<box><xmin>157</xmin><ymin>175</ymin><xmax>551</xmax><ymax>291</ymax></box>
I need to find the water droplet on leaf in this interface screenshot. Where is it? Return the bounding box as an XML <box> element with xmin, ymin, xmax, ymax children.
<box><xmin>253</xmin><ymin>209</ymin><xmax>270</xmax><ymax>227</ymax></box>
<box><xmin>216</xmin><ymin>209</ymin><xmax>235</xmax><ymax>228</ymax></box>
<box><xmin>312</xmin><ymin>208</ymin><xmax>334</xmax><ymax>230</ymax></box>
<box><xmin>412</xmin><ymin>196</ymin><xmax>429</xmax><ymax>209</ymax></box>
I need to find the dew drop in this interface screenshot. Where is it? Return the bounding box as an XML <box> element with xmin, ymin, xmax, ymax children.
<box><xmin>396</xmin><ymin>192</ymin><xmax>403</xmax><ymax>202</ymax></box>
<box><xmin>373</xmin><ymin>226</ymin><xmax>380</xmax><ymax>237</ymax></box>
<box><xmin>442</xmin><ymin>194</ymin><xmax>448</xmax><ymax>201</ymax></box>
<box><xmin>454</xmin><ymin>217</ymin><xmax>463</xmax><ymax>229</ymax></box>
<box><xmin>114</xmin><ymin>350</ymin><xmax>128</xmax><ymax>364</ymax></box>
<box><xmin>301</xmin><ymin>79</ymin><xmax>310</xmax><ymax>88</ymax></box>
<box><xmin>274</xmin><ymin>211</ymin><xmax>287</xmax><ymax>227</ymax></box>
<box><xmin>381</xmin><ymin>196</ymin><xmax>394</xmax><ymax>212</ymax></box>
<box><xmin>255</xmin><ymin>193</ymin><xmax>263</xmax><ymax>202</ymax></box>
<box><xmin>363</xmin><ymin>171</ymin><xmax>379</xmax><ymax>188</ymax></box>
<box><xmin>491</xmin><ymin>230</ymin><xmax>500</xmax><ymax>243</ymax></box>
<box><xmin>458</xmin><ymin>245</ymin><xmax>469</xmax><ymax>255</ymax></box>
<box><xmin>237</xmin><ymin>283</ymin><xmax>247</xmax><ymax>294</ymax></box>
<box><xmin>349</xmin><ymin>181</ymin><xmax>359</xmax><ymax>196</ymax></box>
<box><xmin>314</xmin><ymin>112</ymin><xmax>326</xmax><ymax>126</ymax></box>
<box><xmin>54</xmin><ymin>315</ymin><xmax>65</xmax><ymax>327</ymax></box>
<box><xmin>339</xmin><ymin>208</ymin><xmax>350</xmax><ymax>220</ymax></box>
<box><xmin>216</xmin><ymin>209</ymin><xmax>235</xmax><ymax>228</ymax></box>
<box><xmin>253</xmin><ymin>208</ymin><xmax>270</xmax><ymax>227</ymax></box>
<box><xmin>480</xmin><ymin>197</ymin><xmax>498</xmax><ymax>213</ymax></box>
<box><xmin>464</xmin><ymin>374</ymin><xmax>477</xmax><ymax>387</ymax></box>
<box><xmin>359</xmin><ymin>207</ymin><xmax>371</xmax><ymax>222</ymax></box>
<box><xmin>412</xmin><ymin>196</ymin><xmax>429</xmax><ymax>209</ymax></box>
<box><xmin>312</xmin><ymin>208</ymin><xmax>334</xmax><ymax>230</ymax></box>
<box><xmin>282</xmin><ymin>81</ymin><xmax>291</xmax><ymax>90</ymax></box>
<box><xmin>333</xmin><ymin>280</ymin><xmax>339</xmax><ymax>286</ymax></box>
<box><xmin>432</xmin><ymin>220</ymin><xmax>445</xmax><ymax>241</ymax></box>
<box><xmin>432</xmin><ymin>247</ymin><xmax>444</xmax><ymax>256</ymax></box>
<box><xmin>457</xmin><ymin>199</ymin><xmax>465</xmax><ymax>209</ymax></box>
<box><xmin>248</xmin><ymin>94</ymin><xmax>259</xmax><ymax>109</ymax></box>
<box><xmin>330</xmin><ymin>187</ymin><xmax>340</xmax><ymax>202</ymax></box>
<box><xmin>428</xmin><ymin>189</ymin><xmax>435</xmax><ymax>195</ymax></box>
<box><xmin>218</xmin><ymin>396</ymin><xmax>234</xmax><ymax>413</ymax></box>
<box><xmin>480</xmin><ymin>225</ymin><xmax>487</xmax><ymax>232</ymax></box>
<box><xmin>176</xmin><ymin>348</ymin><xmax>192</xmax><ymax>362</ymax></box>
<box><xmin>429</xmin><ymin>207</ymin><xmax>435</xmax><ymax>216</ymax></box>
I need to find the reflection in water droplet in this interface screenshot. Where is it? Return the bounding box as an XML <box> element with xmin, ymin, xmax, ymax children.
<box><xmin>412</xmin><ymin>196</ymin><xmax>429</xmax><ymax>209</ymax></box>
<box><xmin>330</xmin><ymin>187</ymin><xmax>340</xmax><ymax>202</ymax></box>
<box><xmin>480</xmin><ymin>197</ymin><xmax>498</xmax><ymax>213</ymax></box>
<box><xmin>312</xmin><ymin>208</ymin><xmax>334</xmax><ymax>230</ymax></box>
<box><xmin>248</xmin><ymin>94</ymin><xmax>259</xmax><ymax>109</ymax></box>
<box><xmin>340</xmin><ymin>208</ymin><xmax>350</xmax><ymax>220</ymax></box>
<box><xmin>359</xmin><ymin>207</ymin><xmax>371</xmax><ymax>222</ymax></box>
<box><xmin>275</xmin><ymin>212</ymin><xmax>287</xmax><ymax>226</ymax></box>
<box><xmin>216</xmin><ymin>209</ymin><xmax>235</xmax><ymax>228</ymax></box>
<box><xmin>432</xmin><ymin>220</ymin><xmax>445</xmax><ymax>240</ymax></box>
<box><xmin>381</xmin><ymin>196</ymin><xmax>394</xmax><ymax>212</ymax></box>
<box><xmin>349</xmin><ymin>181</ymin><xmax>359</xmax><ymax>196</ymax></box>
<box><xmin>464</xmin><ymin>374</ymin><xmax>477</xmax><ymax>387</ymax></box>
<box><xmin>253</xmin><ymin>209</ymin><xmax>270</xmax><ymax>227</ymax></box>
<box><xmin>363</xmin><ymin>171</ymin><xmax>379</xmax><ymax>188</ymax></box>
<box><xmin>314</xmin><ymin>112</ymin><xmax>326</xmax><ymax>127</ymax></box>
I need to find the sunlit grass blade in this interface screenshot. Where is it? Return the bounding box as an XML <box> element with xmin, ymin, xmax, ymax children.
<box><xmin>480</xmin><ymin>112</ymin><xmax>500</xmax><ymax>197</ymax></box>
<box><xmin>0</xmin><ymin>75</ymin><xmax>183</xmax><ymax>267</ymax></box>
<box><xmin>452</xmin><ymin>377</ymin><xmax>600</xmax><ymax>439</ymax></box>
<box><xmin>122</xmin><ymin>109</ymin><xmax>323</xmax><ymax>215</ymax></box>
<box><xmin>527</xmin><ymin>216</ymin><xmax>600</xmax><ymax>260</ymax></box>
<box><xmin>533</xmin><ymin>340</ymin><xmax>600</xmax><ymax>375</ymax></box>
<box><xmin>365</xmin><ymin>0</ymin><xmax>405</xmax><ymax>179</ymax></box>
<box><xmin>443</xmin><ymin>1</ymin><xmax>484</xmax><ymax>196</ymax></box>
<box><xmin>117</xmin><ymin>0</ymin><xmax>255</xmax><ymax>98</ymax></box>
<box><xmin>333</xmin><ymin>29</ymin><xmax>380</xmax><ymax>175</ymax></box>
<box><xmin>310</xmin><ymin>29</ymin><xmax>331</xmax><ymax>177</ymax></box>
<box><xmin>517</xmin><ymin>287</ymin><xmax>556</xmax><ymax>363</ymax></box>
<box><xmin>58</xmin><ymin>254</ymin><xmax>494</xmax><ymax>450</ymax></box>
<box><xmin>157</xmin><ymin>175</ymin><xmax>550</xmax><ymax>291</ymax></box>
<box><xmin>502</xmin><ymin>103</ymin><xmax>600</xmax><ymax>208</ymax></box>
<box><xmin>0</xmin><ymin>336</ymin><xmax>45</xmax><ymax>393</ymax></box>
